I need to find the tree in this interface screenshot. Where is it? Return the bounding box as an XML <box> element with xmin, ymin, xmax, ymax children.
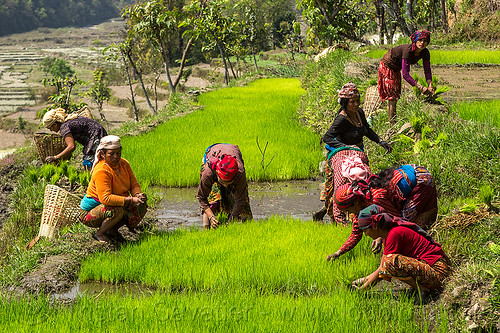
<box><xmin>39</xmin><ymin>57</ymin><xmax>75</xmax><ymax>78</ymax></box>
<box><xmin>123</xmin><ymin>0</ymin><xmax>196</xmax><ymax>93</ymax></box>
<box><xmin>297</xmin><ymin>0</ymin><xmax>370</xmax><ymax>47</ymax></box>
<box><xmin>86</xmin><ymin>70</ymin><xmax>111</xmax><ymax>125</ymax></box>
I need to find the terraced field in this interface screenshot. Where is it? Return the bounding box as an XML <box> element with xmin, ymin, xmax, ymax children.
<box><xmin>0</xmin><ymin>50</ymin><xmax>43</xmax><ymax>115</ymax></box>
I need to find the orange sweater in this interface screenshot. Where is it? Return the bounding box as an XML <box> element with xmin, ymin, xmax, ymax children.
<box><xmin>86</xmin><ymin>158</ymin><xmax>141</xmax><ymax>206</ymax></box>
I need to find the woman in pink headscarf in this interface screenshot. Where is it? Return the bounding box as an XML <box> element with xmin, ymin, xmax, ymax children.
<box><xmin>314</xmin><ymin>82</ymin><xmax>391</xmax><ymax>225</ymax></box>
<box><xmin>378</xmin><ymin>29</ymin><xmax>435</xmax><ymax>123</ymax></box>
<box><xmin>197</xmin><ymin>143</ymin><xmax>252</xmax><ymax>230</ymax></box>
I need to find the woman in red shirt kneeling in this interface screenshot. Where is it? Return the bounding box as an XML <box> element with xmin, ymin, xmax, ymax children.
<box><xmin>352</xmin><ymin>204</ymin><xmax>450</xmax><ymax>291</ymax></box>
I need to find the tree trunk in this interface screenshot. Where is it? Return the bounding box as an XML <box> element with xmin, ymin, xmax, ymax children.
<box><xmin>217</xmin><ymin>41</ymin><xmax>229</xmax><ymax>85</ymax></box>
<box><xmin>385</xmin><ymin>1</ymin><xmax>411</xmax><ymax>36</ymax></box>
<box><xmin>126</xmin><ymin>50</ymin><xmax>156</xmax><ymax>115</ymax></box>
<box><xmin>97</xmin><ymin>102</ymin><xmax>108</xmax><ymax>131</ymax></box>
<box><xmin>172</xmin><ymin>38</ymin><xmax>193</xmax><ymax>89</ymax></box>
<box><xmin>406</xmin><ymin>0</ymin><xmax>414</xmax><ymax>34</ymax></box>
<box><xmin>375</xmin><ymin>0</ymin><xmax>385</xmax><ymax>44</ymax></box>
<box><xmin>227</xmin><ymin>55</ymin><xmax>237</xmax><ymax>79</ymax></box>
<box><xmin>440</xmin><ymin>0</ymin><xmax>448</xmax><ymax>32</ymax></box>
<box><xmin>252</xmin><ymin>50</ymin><xmax>258</xmax><ymax>72</ymax></box>
<box><xmin>122</xmin><ymin>54</ymin><xmax>139</xmax><ymax>122</ymax></box>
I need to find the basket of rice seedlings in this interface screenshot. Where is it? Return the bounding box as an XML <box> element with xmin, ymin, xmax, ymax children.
<box><xmin>26</xmin><ymin>185</ymin><xmax>83</xmax><ymax>249</ymax></box>
<box><xmin>33</xmin><ymin>132</ymin><xmax>67</xmax><ymax>164</ymax></box>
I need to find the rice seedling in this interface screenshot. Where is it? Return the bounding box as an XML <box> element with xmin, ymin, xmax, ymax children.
<box><xmin>80</xmin><ymin>217</ymin><xmax>379</xmax><ymax>293</ymax></box>
<box><xmin>40</xmin><ymin>164</ymin><xmax>57</xmax><ymax>182</ymax></box>
<box><xmin>450</xmin><ymin>99</ymin><xmax>500</xmax><ymax>127</ymax></box>
<box><xmin>78</xmin><ymin>172</ymin><xmax>91</xmax><ymax>188</ymax></box>
<box><xmin>26</xmin><ymin>168</ymin><xmax>39</xmax><ymax>184</ymax></box>
<box><xmin>50</xmin><ymin>173</ymin><xmax>61</xmax><ymax>185</ymax></box>
<box><xmin>0</xmin><ymin>288</ymin><xmax>450</xmax><ymax>333</ymax></box>
<box><xmin>365</xmin><ymin>49</ymin><xmax>500</xmax><ymax>65</ymax></box>
<box><xmin>121</xmin><ymin>78</ymin><xmax>322</xmax><ymax>186</ymax></box>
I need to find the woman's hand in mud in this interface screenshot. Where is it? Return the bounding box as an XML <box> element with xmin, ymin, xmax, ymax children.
<box><xmin>371</xmin><ymin>237</ymin><xmax>383</xmax><ymax>254</ymax></box>
<box><xmin>135</xmin><ymin>193</ymin><xmax>147</xmax><ymax>203</ymax></box>
<box><xmin>210</xmin><ymin>216</ymin><xmax>219</xmax><ymax>229</ymax></box>
<box><xmin>326</xmin><ymin>251</ymin><xmax>341</xmax><ymax>261</ymax></box>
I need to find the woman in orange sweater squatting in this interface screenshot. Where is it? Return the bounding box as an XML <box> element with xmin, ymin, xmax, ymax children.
<box><xmin>79</xmin><ymin>135</ymin><xmax>147</xmax><ymax>243</ymax></box>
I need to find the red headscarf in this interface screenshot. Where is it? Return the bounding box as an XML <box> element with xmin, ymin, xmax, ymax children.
<box><xmin>216</xmin><ymin>155</ymin><xmax>238</xmax><ymax>181</ymax></box>
<box><xmin>338</xmin><ymin>82</ymin><xmax>360</xmax><ymax>99</ymax></box>
<box><xmin>357</xmin><ymin>204</ymin><xmax>436</xmax><ymax>243</ymax></box>
<box><xmin>334</xmin><ymin>180</ymin><xmax>372</xmax><ymax>209</ymax></box>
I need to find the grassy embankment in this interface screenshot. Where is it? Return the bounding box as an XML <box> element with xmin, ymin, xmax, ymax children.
<box><xmin>2</xmin><ymin>218</ymin><xmax>453</xmax><ymax>332</ymax></box>
<box><xmin>299</xmin><ymin>49</ymin><xmax>500</xmax><ymax>329</ymax></box>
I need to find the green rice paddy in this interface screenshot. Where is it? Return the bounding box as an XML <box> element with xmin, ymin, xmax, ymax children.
<box><xmin>451</xmin><ymin>99</ymin><xmax>500</xmax><ymax>127</ymax></box>
<box><xmin>1</xmin><ymin>218</ymin><xmax>451</xmax><ymax>332</ymax></box>
<box><xmin>365</xmin><ymin>49</ymin><xmax>500</xmax><ymax>65</ymax></box>
<box><xmin>0</xmin><ymin>290</ymin><xmax>444</xmax><ymax>332</ymax></box>
<box><xmin>79</xmin><ymin>217</ymin><xmax>374</xmax><ymax>291</ymax></box>
<box><xmin>120</xmin><ymin>78</ymin><xmax>323</xmax><ymax>187</ymax></box>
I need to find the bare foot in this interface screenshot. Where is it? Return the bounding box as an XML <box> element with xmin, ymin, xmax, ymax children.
<box><xmin>93</xmin><ymin>233</ymin><xmax>110</xmax><ymax>244</ymax></box>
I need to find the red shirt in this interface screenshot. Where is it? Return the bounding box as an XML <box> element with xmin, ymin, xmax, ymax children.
<box><xmin>383</xmin><ymin>226</ymin><xmax>445</xmax><ymax>266</ymax></box>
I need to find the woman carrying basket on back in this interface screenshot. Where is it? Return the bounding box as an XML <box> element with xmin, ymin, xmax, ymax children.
<box><xmin>42</xmin><ymin>108</ymin><xmax>107</xmax><ymax>170</ymax></box>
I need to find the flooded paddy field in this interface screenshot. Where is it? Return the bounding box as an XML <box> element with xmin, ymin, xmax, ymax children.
<box><xmin>153</xmin><ymin>180</ymin><xmax>325</xmax><ymax>231</ymax></box>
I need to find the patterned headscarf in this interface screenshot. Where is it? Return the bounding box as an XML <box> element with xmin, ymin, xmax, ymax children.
<box><xmin>338</xmin><ymin>82</ymin><xmax>360</xmax><ymax>99</ymax></box>
<box><xmin>358</xmin><ymin>204</ymin><xmax>436</xmax><ymax>243</ymax></box>
<box><xmin>216</xmin><ymin>155</ymin><xmax>238</xmax><ymax>181</ymax></box>
<box><xmin>410</xmin><ymin>30</ymin><xmax>431</xmax><ymax>51</ymax></box>
<box><xmin>42</xmin><ymin>108</ymin><xmax>79</xmax><ymax>128</ymax></box>
<box><xmin>92</xmin><ymin>135</ymin><xmax>122</xmax><ymax>173</ymax></box>
<box><xmin>334</xmin><ymin>180</ymin><xmax>372</xmax><ymax>209</ymax></box>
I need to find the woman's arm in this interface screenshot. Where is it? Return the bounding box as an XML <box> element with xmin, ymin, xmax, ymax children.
<box><xmin>356</xmin><ymin>262</ymin><xmax>383</xmax><ymax>290</ymax></box>
<box><xmin>45</xmin><ymin>134</ymin><xmax>76</xmax><ymax>163</ymax></box>
<box><xmin>326</xmin><ymin>217</ymin><xmax>363</xmax><ymax>260</ymax></box>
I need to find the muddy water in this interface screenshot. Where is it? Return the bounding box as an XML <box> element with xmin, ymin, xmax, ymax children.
<box><xmin>152</xmin><ymin>180</ymin><xmax>326</xmax><ymax>231</ymax></box>
<box><xmin>52</xmin><ymin>180</ymin><xmax>326</xmax><ymax>300</ymax></box>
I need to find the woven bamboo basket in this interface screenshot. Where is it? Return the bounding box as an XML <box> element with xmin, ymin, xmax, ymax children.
<box><xmin>363</xmin><ymin>85</ymin><xmax>382</xmax><ymax>117</ymax></box>
<box><xmin>77</xmin><ymin>106</ymin><xmax>93</xmax><ymax>119</ymax></box>
<box><xmin>33</xmin><ymin>132</ymin><xmax>67</xmax><ymax>163</ymax></box>
<box><xmin>38</xmin><ymin>185</ymin><xmax>82</xmax><ymax>239</ymax></box>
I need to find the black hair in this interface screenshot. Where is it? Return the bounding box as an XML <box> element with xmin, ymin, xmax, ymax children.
<box><xmin>338</xmin><ymin>97</ymin><xmax>349</xmax><ymax>111</ymax></box>
<box><xmin>369</xmin><ymin>167</ymin><xmax>397</xmax><ymax>188</ymax></box>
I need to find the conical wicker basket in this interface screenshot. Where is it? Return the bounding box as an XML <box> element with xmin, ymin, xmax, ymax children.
<box><xmin>363</xmin><ymin>85</ymin><xmax>382</xmax><ymax>117</ymax></box>
<box><xmin>77</xmin><ymin>106</ymin><xmax>93</xmax><ymax>119</ymax></box>
<box><xmin>33</xmin><ymin>132</ymin><xmax>67</xmax><ymax>163</ymax></box>
<box><xmin>38</xmin><ymin>185</ymin><xmax>82</xmax><ymax>239</ymax></box>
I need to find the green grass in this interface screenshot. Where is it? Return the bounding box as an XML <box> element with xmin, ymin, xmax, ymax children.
<box><xmin>450</xmin><ymin>99</ymin><xmax>500</xmax><ymax>127</ymax></box>
<box><xmin>365</xmin><ymin>49</ymin><xmax>500</xmax><ymax>65</ymax></box>
<box><xmin>79</xmin><ymin>217</ymin><xmax>376</xmax><ymax>292</ymax></box>
<box><xmin>121</xmin><ymin>78</ymin><xmax>323</xmax><ymax>187</ymax></box>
